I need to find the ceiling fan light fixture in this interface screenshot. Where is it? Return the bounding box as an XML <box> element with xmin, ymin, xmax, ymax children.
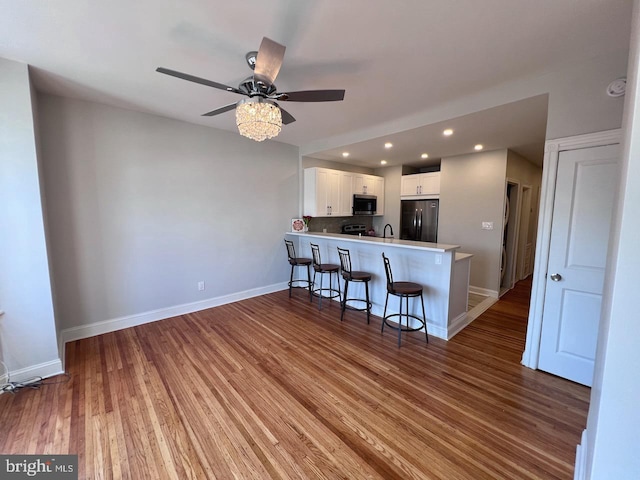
<box><xmin>235</xmin><ymin>98</ymin><xmax>282</xmax><ymax>142</ymax></box>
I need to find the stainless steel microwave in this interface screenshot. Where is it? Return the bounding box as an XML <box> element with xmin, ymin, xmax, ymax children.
<box><xmin>353</xmin><ymin>194</ymin><xmax>377</xmax><ymax>215</ymax></box>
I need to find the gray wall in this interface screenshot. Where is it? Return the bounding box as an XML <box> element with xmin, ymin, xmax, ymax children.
<box><xmin>372</xmin><ymin>165</ymin><xmax>402</xmax><ymax>235</ymax></box>
<box><xmin>38</xmin><ymin>94</ymin><xmax>299</xmax><ymax>331</ymax></box>
<box><xmin>438</xmin><ymin>150</ymin><xmax>508</xmax><ymax>293</ymax></box>
<box><xmin>0</xmin><ymin>58</ymin><xmax>60</xmax><ymax>376</ymax></box>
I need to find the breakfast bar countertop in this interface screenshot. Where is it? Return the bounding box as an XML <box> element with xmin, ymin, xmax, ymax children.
<box><xmin>287</xmin><ymin>231</ymin><xmax>461</xmax><ymax>253</ymax></box>
<box><xmin>285</xmin><ymin>231</ymin><xmax>473</xmax><ymax>340</ymax></box>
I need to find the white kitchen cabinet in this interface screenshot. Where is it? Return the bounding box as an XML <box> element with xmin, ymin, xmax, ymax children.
<box><xmin>305</xmin><ymin>168</ymin><xmax>384</xmax><ymax>217</ymax></box>
<box><xmin>401</xmin><ymin>172</ymin><xmax>440</xmax><ymax>197</ymax></box>
<box><xmin>339</xmin><ymin>172</ymin><xmax>355</xmax><ymax>216</ymax></box>
<box><xmin>304</xmin><ymin>168</ymin><xmax>342</xmax><ymax>217</ymax></box>
<box><xmin>353</xmin><ymin>173</ymin><xmax>385</xmax><ymax>215</ymax></box>
<box><xmin>353</xmin><ymin>174</ymin><xmax>378</xmax><ymax>195</ymax></box>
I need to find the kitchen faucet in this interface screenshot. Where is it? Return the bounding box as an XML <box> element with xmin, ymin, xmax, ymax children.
<box><xmin>383</xmin><ymin>224</ymin><xmax>394</xmax><ymax>238</ymax></box>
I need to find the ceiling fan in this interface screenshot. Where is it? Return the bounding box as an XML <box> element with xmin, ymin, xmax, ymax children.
<box><xmin>156</xmin><ymin>37</ymin><xmax>346</xmax><ymax>141</ymax></box>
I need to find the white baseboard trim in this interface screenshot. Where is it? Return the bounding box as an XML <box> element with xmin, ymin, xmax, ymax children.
<box><xmin>447</xmin><ymin>293</ymin><xmax>499</xmax><ymax>340</ymax></box>
<box><xmin>574</xmin><ymin>429</ymin><xmax>588</xmax><ymax>480</ymax></box>
<box><xmin>427</xmin><ymin>323</ymin><xmax>447</xmax><ymax>340</ymax></box>
<box><xmin>469</xmin><ymin>285</ymin><xmax>499</xmax><ymax>298</ymax></box>
<box><xmin>447</xmin><ymin>312</ymin><xmax>469</xmax><ymax>339</ymax></box>
<box><xmin>61</xmin><ymin>282</ymin><xmax>288</xmax><ymax>345</ymax></box>
<box><xmin>7</xmin><ymin>359</ymin><xmax>64</xmax><ymax>383</ymax></box>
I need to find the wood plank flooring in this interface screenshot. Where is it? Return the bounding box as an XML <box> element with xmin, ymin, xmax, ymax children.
<box><xmin>0</xmin><ymin>279</ymin><xmax>590</xmax><ymax>479</ymax></box>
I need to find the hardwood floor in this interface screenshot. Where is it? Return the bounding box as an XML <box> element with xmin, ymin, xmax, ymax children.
<box><xmin>0</xmin><ymin>278</ymin><xmax>589</xmax><ymax>479</ymax></box>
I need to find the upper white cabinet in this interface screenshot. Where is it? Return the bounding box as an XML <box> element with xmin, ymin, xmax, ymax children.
<box><xmin>339</xmin><ymin>172</ymin><xmax>355</xmax><ymax>216</ymax></box>
<box><xmin>401</xmin><ymin>172</ymin><xmax>440</xmax><ymax>198</ymax></box>
<box><xmin>353</xmin><ymin>174</ymin><xmax>379</xmax><ymax>195</ymax></box>
<box><xmin>304</xmin><ymin>168</ymin><xmax>385</xmax><ymax>217</ymax></box>
<box><xmin>304</xmin><ymin>168</ymin><xmax>341</xmax><ymax>217</ymax></box>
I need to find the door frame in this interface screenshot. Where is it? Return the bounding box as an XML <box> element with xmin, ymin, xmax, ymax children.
<box><xmin>517</xmin><ymin>184</ymin><xmax>532</xmax><ymax>281</ymax></box>
<box><xmin>521</xmin><ymin>129</ymin><xmax>622</xmax><ymax>369</ymax></box>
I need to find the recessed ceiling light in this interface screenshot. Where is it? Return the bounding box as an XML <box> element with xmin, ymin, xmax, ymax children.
<box><xmin>474</xmin><ymin>144</ymin><xmax>484</xmax><ymax>151</ymax></box>
<box><xmin>342</xmin><ymin>152</ymin><xmax>349</xmax><ymax>157</ymax></box>
<box><xmin>421</xmin><ymin>153</ymin><xmax>429</xmax><ymax>159</ymax></box>
<box><xmin>380</xmin><ymin>160</ymin><xmax>387</xmax><ymax>165</ymax></box>
<box><xmin>443</xmin><ymin>129</ymin><xmax>454</xmax><ymax>136</ymax></box>
<box><xmin>384</xmin><ymin>142</ymin><xmax>393</xmax><ymax>149</ymax></box>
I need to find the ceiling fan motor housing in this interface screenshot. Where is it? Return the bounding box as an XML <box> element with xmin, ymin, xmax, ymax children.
<box><xmin>239</xmin><ymin>76</ymin><xmax>277</xmax><ymax>97</ymax></box>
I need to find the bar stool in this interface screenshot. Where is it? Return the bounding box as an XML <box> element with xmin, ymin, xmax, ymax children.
<box><xmin>381</xmin><ymin>252</ymin><xmax>429</xmax><ymax>346</ymax></box>
<box><xmin>337</xmin><ymin>247</ymin><xmax>372</xmax><ymax>324</ymax></box>
<box><xmin>310</xmin><ymin>243</ymin><xmax>341</xmax><ymax>310</ymax></box>
<box><xmin>284</xmin><ymin>239</ymin><xmax>312</xmax><ymax>298</ymax></box>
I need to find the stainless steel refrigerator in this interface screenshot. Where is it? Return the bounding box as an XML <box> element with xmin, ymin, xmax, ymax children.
<box><xmin>400</xmin><ymin>199</ymin><xmax>439</xmax><ymax>243</ymax></box>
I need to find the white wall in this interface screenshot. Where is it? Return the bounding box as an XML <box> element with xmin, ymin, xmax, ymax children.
<box><xmin>0</xmin><ymin>58</ymin><xmax>61</xmax><ymax>379</ymax></box>
<box><xmin>585</xmin><ymin>1</ymin><xmax>640</xmax><ymax>476</ymax></box>
<box><xmin>37</xmin><ymin>94</ymin><xmax>299</xmax><ymax>332</ymax></box>
<box><xmin>438</xmin><ymin>150</ymin><xmax>508</xmax><ymax>293</ymax></box>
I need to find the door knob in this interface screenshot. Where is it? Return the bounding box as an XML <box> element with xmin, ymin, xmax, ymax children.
<box><xmin>550</xmin><ymin>273</ymin><xmax>562</xmax><ymax>282</ymax></box>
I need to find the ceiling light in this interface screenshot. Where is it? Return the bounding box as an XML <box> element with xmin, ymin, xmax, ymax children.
<box><xmin>443</xmin><ymin>129</ymin><xmax>454</xmax><ymax>136</ymax></box>
<box><xmin>235</xmin><ymin>98</ymin><xmax>282</xmax><ymax>142</ymax></box>
<box><xmin>421</xmin><ymin>153</ymin><xmax>429</xmax><ymax>159</ymax></box>
<box><xmin>380</xmin><ymin>160</ymin><xmax>387</xmax><ymax>165</ymax></box>
<box><xmin>474</xmin><ymin>144</ymin><xmax>484</xmax><ymax>151</ymax></box>
<box><xmin>342</xmin><ymin>152</ymin><xmax>350</xmax><ymax>158</ymax></box>
<box><xmin>384</xmin><ymin>142</ymin><xmax>393</xmax><ymax>149</ymax></box>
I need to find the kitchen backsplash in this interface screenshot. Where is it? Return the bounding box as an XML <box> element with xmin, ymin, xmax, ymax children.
<box><xmin>307</xmin><ymin>216</ymin><xmax>374</xmax><ymax>234</ymax></box>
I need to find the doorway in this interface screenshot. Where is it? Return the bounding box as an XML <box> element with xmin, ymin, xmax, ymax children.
<box><xmin>500</xmin><ymin>179</ymin><xmax>521</xmax><ymax>296</ymax></box>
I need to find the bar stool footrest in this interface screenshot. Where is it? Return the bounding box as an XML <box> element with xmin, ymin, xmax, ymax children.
<box><xmin>343</xmin><ymin>298</ymin><xmax>372</xmax><ymax>312</ymax></box>
<box><xmin>311</xmin><ymin>288</ymin><xmax>341</xmax><ymax>300</ymax></box>
<box><xmin>382</xmin><ymin>313</ymin><xmax>426</xmax><ymax>333</ymax></box>
<box><xmin>289</xmin><ymin>278</ymin><xmax>312</xmax><ymax>289</ymax></box>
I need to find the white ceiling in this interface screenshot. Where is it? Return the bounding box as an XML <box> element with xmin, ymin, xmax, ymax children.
<box><xmin>0</xmin><ymin>0</ymin><xmax>632</xmax><ymax>166</ymax></box>
<box><xmin>308</xmin><ymin>94</ymin><xmax>549</xmax><ymax>168</ymax></box>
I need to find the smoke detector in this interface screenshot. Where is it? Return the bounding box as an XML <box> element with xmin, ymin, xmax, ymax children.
<box><xmin>607</xmin><ymin>77</ymin><xmax>626</xmax><ymax>97</ymax></box>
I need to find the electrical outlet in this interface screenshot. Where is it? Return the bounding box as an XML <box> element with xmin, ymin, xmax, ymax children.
<box><xmin>482</xmin><ymin>221</ymin><xmax>494</xmax><ymax>230</ymax></box>
<box><xmin>198</xmin><ymin>281</ymin><xmax>205</xmax><ymax>291</ymax></box>
<box><xmin>435</xmin><ymin>254</ymin><xmax>442</xmax><ymax>265</ymax></box>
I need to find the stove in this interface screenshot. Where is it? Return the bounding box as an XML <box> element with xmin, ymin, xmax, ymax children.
<box><xmin>341</xmin><ymin>224</ymin><xmax>367</xmax><ymax>236</ymax></box>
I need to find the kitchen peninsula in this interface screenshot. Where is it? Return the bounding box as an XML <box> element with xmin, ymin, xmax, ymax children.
<box><xmin>285</xmin><ymin>232</ymin><xmax>473</xmax><ymax>340</ymax></box>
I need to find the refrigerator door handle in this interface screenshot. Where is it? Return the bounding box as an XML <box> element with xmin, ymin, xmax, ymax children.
<box><xmin>418</xmin><ymin>209</ymin><xmax>423</xmax><ymax>239</ymax></box>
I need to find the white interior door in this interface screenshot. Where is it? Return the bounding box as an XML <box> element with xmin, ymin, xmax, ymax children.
<box><xmin>538</xmin><ymin>144</ymin><xmax>619</xmax><ymax>386</ymax></box>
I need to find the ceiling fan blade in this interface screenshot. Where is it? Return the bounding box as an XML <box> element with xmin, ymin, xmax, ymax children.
<box><xmin>277</xmin><ymin>90</ymin><xmax>345</xmax><ymax>102</ymax></box>
<box><xmin>279</xmin><ymin>106</ymin><xmax>296</xmax><ymax>125</ymax></box>
<box><xmin>156</xmin><ymin>67</ymin><xmax>244</xmax><ymax>95</ymax></box>
<box><xmin>202</xmin><ymin>103</ymin><xmax>238</xmax><ymax>117</ymax></box>
<box><xmin>253</xmin><ymin>37</ymin><xmax>286</xmax><ymax>86</ymax></box>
